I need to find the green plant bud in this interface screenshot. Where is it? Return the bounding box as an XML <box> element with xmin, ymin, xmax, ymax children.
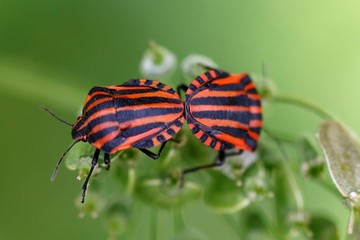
<box><xmin>287</xmin><ymin>211</ymin><xmax>312</xmax><ymax>239</ymax></box>
<box><xmin>139</xmin><ymin>41</ymin><xmax>177</xmax><ymax>81</ymax></box>
<box><xmin>64</xmin><ymin>141</ymin><xmax>94</xmax><ymax>170</ymax></box>
<box><xmin>301</xmin><ymin>157</ymin><xmax>325</xmax><ymax>179</ymax></box>
<box><xmin>298</xmin><ymin>135</ymin><xmax>325</xmax><ymax>178</ymax></box>
<box><xmin>204</xmin><ymin>172</ymin><xmax>250</xmax><ymax>213</ymax></box>
<box><xmin>217</xmin><ymin>151</ymin><xmax>258</xmax><ymax>185</ymax></box>
<box><xmin>257</xmin><ymin>142</ymin><xmax>282</xmax><ymax>170</ymax></box>
<box><xmin>135</xmin><ymin>175</ymin><xmax>202</xmax><ymax>209</ymax></box>
<box><xmin>181</xmin><ymin>54</ymin><xmax>217</xmax><ymax>81</ymax></box>
<box><xmin>244</xmin><ymin>169</ymin><xmax>273</xmax><ymax>202</ymax></box>
<box><xmin>75</xmin><ymin>156</ymin><xmax>102</xmax><ymax>181</ymax></box>
<box><xmin>75</xmin><ymin>193</ymin><xmax>105</xmax><ymax>218</ymax></box>
<box><xmin>317</xmin><ymin>120</ymin><xmax>360</xmax><ymax>234</ymax></box>
<box><xmin>104</xmin><ymin>203</ymin><xmax>129</xmax><ymax>240</ymax></box>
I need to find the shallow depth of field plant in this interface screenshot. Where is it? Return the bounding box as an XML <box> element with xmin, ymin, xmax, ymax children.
<box><xmin>47</xmin><ymin>42</ymin><xmax>360</xmax><ymax>240</ymax></box>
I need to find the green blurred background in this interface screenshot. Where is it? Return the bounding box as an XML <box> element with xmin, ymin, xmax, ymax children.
<box><xmin>1</xmin><ymin>0</ymin><xmax>360</xmax><ymax>239</ymax></box>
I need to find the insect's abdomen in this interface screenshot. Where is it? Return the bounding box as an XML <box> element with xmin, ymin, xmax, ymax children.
<box><xmin>83</xmin><ymin>79</ymin><xmax>184</xmax><ymax>154</ymax></box>
<box><xmin>185</xmin><ymin>71</ymin><xmax>262</xmax><ymax>151</ymax></box>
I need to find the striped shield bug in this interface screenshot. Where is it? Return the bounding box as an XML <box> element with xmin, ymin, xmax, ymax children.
<box><xmin>178</xmin><ymin>67</ymin><xmax>262</xmax><ymax>179</ymax></box>
<box><xmin>45</xmin><ymin>79</ymin><xmax>184</xmax><ymax>203</ymax></box>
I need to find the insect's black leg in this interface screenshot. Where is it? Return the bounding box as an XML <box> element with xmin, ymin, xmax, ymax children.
<box><xmin>104</xmin><ymin>153</ymin><xmax>110</xmax><ymax>170</ymax></box>
<box><xmin>138</xmin><ymin>141</ymin><xmax>168</xmax><ymax>160</ymax></box>
<box><xmin>81</xmin><ymin>149</ymin><xmax>100</xmax><ymax>203</ymax></box>
<box><xmin>177</xmin><ymin>84</ymin><xmax>188</xmax><ymax>98</ymax></box>
<box><xmin>180</xmin><ymin>150</ymin><xmax>230</xmax><ymax>187</ymax></box>
<box><xmin>182</xmin><ymin>150</ymin><xmax>226</xmax><ymax>175</ymax></box>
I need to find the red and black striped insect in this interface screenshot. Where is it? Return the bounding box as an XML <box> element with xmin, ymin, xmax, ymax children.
<box><xmin>178</xmin><ymin>67</ymin><xmax>262</xmax><ymax>177</ymax></box>
<box><xmin>46</xmin><ymin>79</ymin><xmax>184</xmax><ymax>203</ymax></box>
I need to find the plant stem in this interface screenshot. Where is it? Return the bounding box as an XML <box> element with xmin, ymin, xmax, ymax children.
<box><xmin>150</xmin><ymin>208</ymin><xmax>158</xmax><ymax>240</ymax></box>
<box><xmin>265</xmin><ymin>129</ymin><xmax>305</xmax><ymax>211</ymax></box>
<box><xmin>126</xmin><ymin>168</ymin><xmax>136</xmax><ymax>195</ymax></box>
<box><xmin>270</xmin><ymin>95</ymin><xmax>334</xmax><ymax>120</ymax></box>
<box><xmin>173</xmin><ymin>208</ymin><xmax>186</xmax><ymax>234</ymax></box>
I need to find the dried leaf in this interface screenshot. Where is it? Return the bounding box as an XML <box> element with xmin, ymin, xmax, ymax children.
<box><xmin>317</xmin><ymin>121</ymin><xmax>360</xmax><ymax>197</ymax></box>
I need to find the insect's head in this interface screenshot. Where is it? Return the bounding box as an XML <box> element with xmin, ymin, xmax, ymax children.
<box><xmin>71</xmin><ymin>116</ymin><xmax>88</xmax><ymax>142</ymax></box>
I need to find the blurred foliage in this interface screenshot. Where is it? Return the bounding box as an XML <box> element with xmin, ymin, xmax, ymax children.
<box><xmin>1</xmin><ymin>1</ymin><xmax>360</xmax><ymax>240</ymax></box>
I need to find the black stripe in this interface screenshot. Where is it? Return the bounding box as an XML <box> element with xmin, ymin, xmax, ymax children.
<box><xmin>191</xmin><ymin>125</ymin><xmax>200</xmax><ymax>134</ymax></box>
<box><xmin>192</xmin><ymin>110</ymin><xmax>250</xmax><ymax>123</ymax></box>
<box><xmin>205</xmin><ymin>83</ymin><xmax>249</xmax><ymax>92</ymax></box>
<box><xmin>248</xmin><ymin>98</ymin><xmax>261</xmax><ymax>107</ymax></box>
<box><xmin>245</xmin><ymin>136</ymin><xmax>257</xmax><ymax>150</ymax></box>
<box><xmin>145</xmin><ymin>80</ymin><xmax>152</xmax><ymax>85</ymax></box>
<box><xmin>196</xmin><ymin>77</ymin><xmax>205</xmax><ymax>84</ymax></box>
<box><xmin>88</xmin><ymin>126</ymin><xmax>119</xmax><ymax>143</ymax></box>
<box><xmin>190</xmin><ymin>96</ymin><xmax>249</xmax><ymax>106</ymax></box>
<box><xmin>210</xmin><ymin>139</ymin><xmax>217</xmax><ymax>148</ymax></box>
<box><xmin>220</xmin><ymin>143</ymin><xmax>229</xmax><ymax>151</ymax></box>
<box><xmin>167</xmin><ymin>128</ymin><xmax>176</xmax><ymax>136</ymax></box>
<box><xmin>101</xmin><ymin>134</ymin><xmax>127</xmax><ymax>153</ymax></box>
<box><xmin>114</xmin><ymin>97</ymin><xmax>181</xmax><ymax>107</ymax></box>
<box><xmin>211</xmin><ymin>126</ymin><xmax>248</xmax><ymax>139</ymax></box>
<box><xmin>133</xmin><ymin>139</ymin><xmax>154</xmax><ymax>148</ymax></box>
<box><xmin>85</xmin><ymin>100</ymin><xmax>114</xmax><ymax>118</ymax></box>
<box><xmin>205</xmin><ymin>71</ymin><xmax>213</xmax><ymax>80</ymax></box>
<box><xmin>121</xmin><ymin>79</ymin><xmax>140</xmax><ymax>86</ymax></box>
<box><xmin>215</xmin><ymin>70</ymin><xmax>229</xmax><ymax>78</ymax></box>
<box><xmin>250</xmin><ymin>127</ymin><xmax>261</xmax><ymax>134</ymax></box>
<box><xmin>167</xmin><ymin>88</ymin><xmax>176</xmax><ymax>94</ymax></box>
<box><xmin>250</xmin><ymin>113</ymin><xmax>262</xmax><ymax>121</ymax></box>
<box><xmin>87</xmin><ymin>86</ymin><xmax>115</xmax><ymax>96</ymax></box>
<box><xmin>84</xmin><ymin>114</ymin><xmax>118</xmax><ymax>136</ymax></box>
<box><xmin>247</xmin><ymin>88</ymin><xmax>258</xmax><ymax>94</ymax></box>
<box><xmin>174</xmin><ymin>119</ymin><xmax>183</xmax><ymax>127</ymax></box>
<box><xmin>116</xmin><ymin>107</ymin><xmax>183</xmax><ymax>122</ymax></box>
<box><xmin>114</xmin><ymin>88</ymin><xmax>159</xmax><ymax>95</ymax></box>
<box><xmin>157</xmin><ymin>135</ymin><xmax>166</xmax><ymax>142</ymax></box>
<box><xmin>83</xmin><ymin>94</ymin><xmax>113</xmax><ymax>113</ymax></box>
<box><xmin>120</xmin><ymin>122</ymin><xmax>165</xmax><ymax>138</ymax></box>
<box><xmin>156</xmin><ymin>82</ymin><xmax>166</xmax><ymax>89</ymax></box>
<box><xmin>189</xmin><ymin>84</ymin><xmax>197</xmax><ymax>91</ymax></box>
<box><xmin>200</xmin><ymin>133</ymin><xmax>208</xmax><ymax>142</ymax></box>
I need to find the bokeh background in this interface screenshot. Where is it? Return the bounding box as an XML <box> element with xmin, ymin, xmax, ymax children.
<box><xmin>1</xmin><ymin>0</ymin><xmax>360</xmax><ymax>239</ymax></box>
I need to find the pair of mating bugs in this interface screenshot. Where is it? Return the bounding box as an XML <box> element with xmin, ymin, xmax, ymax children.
<box><xmin>47</xmin><ymin>67</ymin><xmax>262</xmax><ymax>203</ymax></box>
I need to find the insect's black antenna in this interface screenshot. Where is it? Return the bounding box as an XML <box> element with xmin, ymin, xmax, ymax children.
<box><xmin>51</xmin><ymin>140</ymin><xmax>80</xmax><ymax>182</ymax></box>
<box><xmin>40</xmin><ymin>105</ymin><xmax>73</xmax><ymax>127</ymax></box>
